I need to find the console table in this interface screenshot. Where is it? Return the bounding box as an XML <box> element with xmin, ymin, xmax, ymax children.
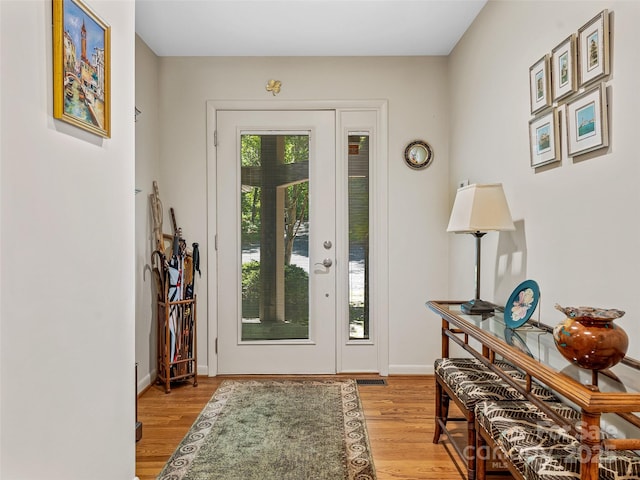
<box><xmin>427</xmin><ymin>300</ymin><xmax>640</xmax><ymax>480</ymax></box>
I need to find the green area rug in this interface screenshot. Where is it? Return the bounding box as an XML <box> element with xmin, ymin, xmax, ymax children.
<box><xmin>157</xmin><ymin>379</ymin><xmax>376</xmax><ymax>480</ymax></box>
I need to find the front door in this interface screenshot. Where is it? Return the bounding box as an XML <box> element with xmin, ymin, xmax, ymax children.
<box><xmin>216</xmin><ymin>110</ymin><xmax>336</xmax><ymax>374</ymax></box>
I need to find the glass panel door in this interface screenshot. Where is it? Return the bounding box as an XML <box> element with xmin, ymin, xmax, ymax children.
<box><xmin>348</xmin><ymin>135</ymin><xmax>370</xmax><ymax>340</ymax></box>
<box><xmin>240</xmin><ymin>133</ymin><xmax>310</xmax><ymax>341</ymax></box>
<box><xmin>217</xmin><ymin>110</ymin><xmax>336</xmax><ymax>374</ymax></box>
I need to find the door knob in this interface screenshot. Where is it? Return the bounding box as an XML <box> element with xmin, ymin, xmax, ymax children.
<box><xmin>315</xmin><ymin>258</ymin><xmax>333</xmax><ymax>268</ymax></box>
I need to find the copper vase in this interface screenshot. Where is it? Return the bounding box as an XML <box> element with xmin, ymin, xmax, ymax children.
<box><xmin>553</xmin><ymin>304</ymin><xmax>628</xmax><ymax>371</ymax></box>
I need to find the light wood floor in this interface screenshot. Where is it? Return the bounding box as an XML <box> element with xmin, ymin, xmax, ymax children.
<box><xmin>135</xmin><ymin>375</ymin><xmax>466</xmax><ymax>480</ymax></box>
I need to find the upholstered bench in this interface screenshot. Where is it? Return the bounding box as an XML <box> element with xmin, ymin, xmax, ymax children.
<box><xmin>435</xmin><ymin>357</ymin><xmax>557</xmax><ymax>406</ymax></box>
<box><xmin>475</xmin><ymin>399</ymin><xmax>640</xmax><ymax>480</ymax></box>
<box><xmin>433</xmin><ymin>357</ymin><xmax>558</xmax><ymax>480</ymax></box>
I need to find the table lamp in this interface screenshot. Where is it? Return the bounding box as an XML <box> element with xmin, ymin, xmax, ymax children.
<box><xmin>447</xmin><ymin>183</ymin><xmax>515</xmax><ymax>314</ymax></box>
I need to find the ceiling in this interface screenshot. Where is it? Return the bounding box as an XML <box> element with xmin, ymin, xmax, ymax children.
<box><xmin>135</xmin><ymin>0</ymin><xmax>487</xmax><ymax>57</ymax></box>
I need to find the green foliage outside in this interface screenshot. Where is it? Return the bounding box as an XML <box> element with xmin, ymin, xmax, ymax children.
<box><xmin>241</xmin><ymin>135</ymin><xmax>261</xmax><ymax>240</ymax></box>
<box><xmin>240</xmin><ymin>134</ymin><xmax>310</xmax><ymax>326</ymax></box>
<box><xmin>240</xmin><ymin>134</ymin><xmax>370</xmax><ymax>336</ymax></box>
<box><xmin>241</xmin><ymin>260</ymin><xmax>262</xmax><ymax>318</ymax></box>
<box><xmin>240</xmin><ymin>134</ymin><xmax>310</xmax><ymax>263</ymax></box>
<box><xmin>242</xmin><ymin>260</ymin><xmax>309</xmax><ymax>324</ymax></box>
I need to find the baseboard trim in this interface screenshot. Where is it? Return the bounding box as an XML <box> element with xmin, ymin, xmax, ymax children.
<box><xmin>137</xmin><ymin>369</ymin><xmax>156</xmax><ymax>395</ymax></box>
<box><xmin>338</xmin><ymin>369</ymin><xmax>383</xmax><ymax>375</ymax></box>
<box><xmin>388</xmin><ymin>364</ymin><xmax>434</xmax><ymax>375</ymax></box>
<box><xmin>141</xmin><ymin>364</ymin><xmax>431</xmax><ymax>377</ymax></box>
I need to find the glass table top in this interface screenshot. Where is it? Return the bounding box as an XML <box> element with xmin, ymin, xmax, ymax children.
<box><xmin>432</xmin><ymin>302</ymin><xmax>640</xmax><ymax>396</ymax></box>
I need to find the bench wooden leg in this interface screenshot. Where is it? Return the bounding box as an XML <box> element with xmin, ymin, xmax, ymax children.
<box><xmin>433</xmin><ymin>378</ymin><xmax>451</xmax><ymax>444</ymax></box>
<box><xmin>467</xmin><ymin>414</ymin><xmax>477</xmax><ymax>480</ymax></box>
<box><xmin>475</xmin><ymin>421</ymin><xmax>487</xmax><ymax>480</ymax></box>
<box><xmin>433</xmin><ymin>378</ymin><xmax>443</xmax><ymax>443</ymax></box>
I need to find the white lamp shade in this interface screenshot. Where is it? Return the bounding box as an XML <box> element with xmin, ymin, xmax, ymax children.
<box><xmin>447</xmin><ymin>183</ymin><xmax>515</xmax><ymax>233</ymax></box>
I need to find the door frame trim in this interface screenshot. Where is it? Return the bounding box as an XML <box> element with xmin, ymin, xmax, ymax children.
<box><xmin>206</xmin><ymin>99</ymin><xmax>389</xmax><ymax>376</ymax></box>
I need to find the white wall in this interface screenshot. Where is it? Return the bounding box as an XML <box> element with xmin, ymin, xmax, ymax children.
<box><xmin>143</xmin><ymin>56</ymin><xmax>451</xmax><ymax>376</ymax></box>
<box><xmin>0</xmin><ymin>1</ymin><xmax>3</xmax><ymax>470</ymax></box>
<box><xmin>136</xmin><ymin>2</ymin><xmax>640</xmax><ymax>380</ymax></box>
<box><xmin>448</xmin><ymin>1</ymin><xmax>640</xmax><ymax>357</ymax></box>
<box><xmin>135</xmin><ymin>35</ymin><xmax>161</xmax><ymax>392</ymax></box>
<box><xmin>0</xmin><ymin>1</ymin><xmax>136</xmax><ymax>478</ymax></box>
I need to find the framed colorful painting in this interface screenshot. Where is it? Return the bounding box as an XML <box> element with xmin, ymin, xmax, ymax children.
<box><xmin>578</xmin><ymin>10</ymin><xmax>610</xmax><ymax>88</ymax></box>
<box><xmin>529</xmin><ymin>55</ymin><xmax>551</xmax><ymax>115</ymax></box>
<box><xmin>566</xmin><ymin>83</ymin><xmax>608</xmax><ymax>156</ymax></box>
<box><xmin>53</xmin><ymin>0</ymin><xmax>111</xmax><ymax>138</ymax></box>
<box><xmin>551</xmin><ymin>34</ymin><xmax>577</xmax><ymax>102</ymax></box>
<box><xmin>529</xmin><ymin>108</ymin><xmax>560</xmax><ymax>168</ymax></box>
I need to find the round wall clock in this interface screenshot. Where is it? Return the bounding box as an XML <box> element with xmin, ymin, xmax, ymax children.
<box><xmin>404</xmin><ymin>140</ymin><xmax>434</xmax><ymax>170</ymax></box>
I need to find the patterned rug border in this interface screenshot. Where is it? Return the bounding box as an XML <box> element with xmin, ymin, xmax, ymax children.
<box><xmin>157</xmin><ymin>378</ymin><xmax>377</xmax><ymax>480</ymax></box>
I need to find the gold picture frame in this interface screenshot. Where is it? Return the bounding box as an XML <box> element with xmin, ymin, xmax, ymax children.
<box><xmin>578</xmin><ymin>9</ymin><xmax>610</xmax><ymax>88</ymax></box>
<box><xmin>529</xmin><ymin>108</ymin><xmax>560</xmax><ymax>168</ymax></box>
<box><xmin>529</xmin><ymin>55</ymin><xmax>551</xmax><ymax>115</ymax></box>
<box><xmin>53</xmin><ymin>0</ymin><xmax>111</xmax><ymax>138</ymax></box>
<box><xmin>566</xmin><ymin>83</ymin><xmax>608</xmax><ymax>157</ymax></box>
<box><xmin>551</xmin><ymin>34</ymin><xmax>577</xmax><ymax>102</ymax></box>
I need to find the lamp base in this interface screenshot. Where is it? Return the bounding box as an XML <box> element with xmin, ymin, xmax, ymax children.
<box><xmin>461</xmin><ymin>299</ymin><xmax>495</xmax><ymax>315</ymax></box>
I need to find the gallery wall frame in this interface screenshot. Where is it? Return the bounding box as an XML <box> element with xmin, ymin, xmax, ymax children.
<box><xmin>551</xmin><ymin>34</ymin><xmax>577</xmax><ymax>102</ymax></box>
<box><xmin>566</xmin><ymin>83</ymin><xmax>608</xmax><ymax>157</ymax></box>
<box><xmin>529</xmin><ymin>55</ymin><xmax>551</xmax><ymax>115</ymax></box>
<box><xmin>578</xmin><ymin>9</ymin><xmax>610</xmax><ymax>88</ymax></box>
<box><xmin>527</xmin><ymin>9</ymin><xmax>613</xmax><ymax>169</ymax></box>
<box><xmin>53</xmin><ymin>0</ymin><xmax>111</xmax><ymax>138</ymax></box>
<box><xmin>529</xmin><ymin>108</ymin><xmax>560</xmax><ymax>168</ymax></box>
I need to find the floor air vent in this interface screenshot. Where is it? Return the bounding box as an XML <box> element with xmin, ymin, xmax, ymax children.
<box><xmin>356</xmin><ymin>379</ymin><xmax>387</xmax><ymax>386</ymax></box>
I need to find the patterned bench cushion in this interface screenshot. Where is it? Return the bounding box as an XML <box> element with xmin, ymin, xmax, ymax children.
<box><xmin>475</xmin><ymin>400</ymin><xmax>581</xmax><ymax>476</ymax></box>
<box><xmin>434</xmin><ymin>358</ymin><xmax>557</xmax><ymax>408</ymax></box>
<box><xmin>476</xmin><ymin>400</ymin><xmax>640</xmax><ymax>480</ymax></box>
<box><xmin>522</xmin><ymin>446</ymin><xmax>640</xmax><ymax>480</ymax></box>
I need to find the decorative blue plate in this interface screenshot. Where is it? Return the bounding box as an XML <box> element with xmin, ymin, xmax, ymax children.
<box><xmin>504</xmin><ymin>279</ymin><xmax>540</xmax><ymax>328</ymax></box>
